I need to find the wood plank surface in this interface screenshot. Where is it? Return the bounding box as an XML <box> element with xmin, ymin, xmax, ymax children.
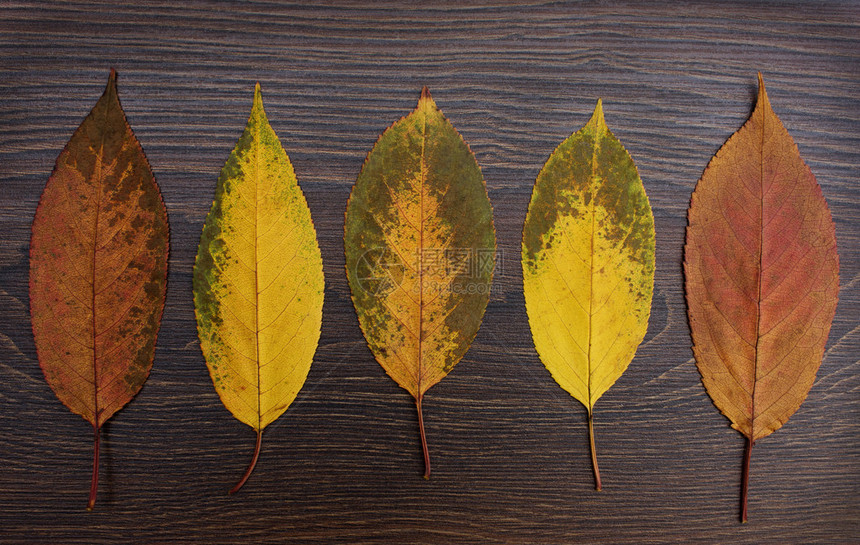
<box><xmin>0</xmin><ymin>1</ymin><xmax>858</xmax><ymax>543</ymax></box>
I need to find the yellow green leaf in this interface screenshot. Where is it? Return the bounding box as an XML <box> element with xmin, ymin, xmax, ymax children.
<box><xmin>344</xmin><ymin>88</ymin><xmax>496</xmax><ymax>478</ymax></box>
<box><xmin>522</xmin><ymin>100</ymin><xmax>655</xmax><ymax>489</ymax></box>
<box><xmin>193</xmin><ymin>84</ymin><xmax>324</xmax><ymax>493</ymax></box>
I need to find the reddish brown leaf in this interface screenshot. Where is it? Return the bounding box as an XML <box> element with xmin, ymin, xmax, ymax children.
<box><xmin>29</xmin><ymin>70</ymin><xmax>169</xmax><ymax>510</ymax></box>
<box><xmin>685</xmin><ymin>73</ymin><xmax>839</xmax><ymax>522</ymax></box>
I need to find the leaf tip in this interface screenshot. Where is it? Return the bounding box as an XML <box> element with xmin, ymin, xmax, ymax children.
<box><xmin>252</xmin><ymin>82</ymin><xmax>265</xmax><ymax>115</ymax></box>
<box><xmin>105</xmin><ymin>68</ymin><xmax>118</xmax><ymax>95</ymax></box>
<box><xmin>418</xmin><ymin>86</ymin><xmax>436</xmax><ymax>111</ymax></box>
<box><xmin>756</xmin><ymin>72</ymin><xmax>770</xmax><ymax>111</ymax></box>
<box><xmin>588</xmin><ymin>98</ymin><xmax>606</xmax><ymax>131</ymax></box>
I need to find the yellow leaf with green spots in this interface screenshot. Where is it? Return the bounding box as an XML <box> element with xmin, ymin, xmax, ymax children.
<box><xmin>344</xmin><ymin>88</ymin><xmax>495</xmax><ymax>478</ymax></box>
<box><xmin>522</xmin><ymin>100</ymin><xmax>655</xmax><ymax>490</ymax></box>
<box><xmin>193</xmin><ymin>84</ymin><xmax>324</xmax><ymax>494</ymax></box>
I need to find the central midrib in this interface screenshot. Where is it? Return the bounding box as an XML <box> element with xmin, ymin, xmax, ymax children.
<box><xmin>416</xmin><ymin>104</ymin><xmax>427</xmax><ymax>398</ymax></box>
<box><xmin>90</xmin><ymin>100</ymin><xmax>110</xmax><ymax>427</ymax></box>
<box><xmin>750</xmin><ymin>106</ymin><xmax>766</xmax><ymax>440</ymax></box>
<box><xmin>586</xmin><ymin>129</ymin><xmax>600</xmax><ymax>413</ymax></box>
<box><xmin>253</xmin><ymin>115</ymin><xmax>262</xmax><ymax>432</ymax></box>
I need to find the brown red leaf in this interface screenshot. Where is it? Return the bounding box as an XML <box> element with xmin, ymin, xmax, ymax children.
<box><xmin>29</xmin><ymin>70</ymin><xmax>169</xmax><ymax>510</ymax></box>
<box><xmin>685</xmin><ymin>73</ymin><xmax>839</xmax><ymax>522</ymax></box>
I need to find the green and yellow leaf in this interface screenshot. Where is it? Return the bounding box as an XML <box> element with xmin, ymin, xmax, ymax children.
<box><xmin>344</xmin><ymin>88</ymin><xmax>495</xmax><ymax>478</ymax></box>
<box><xmin>193</xmin><ymin>84</ymin><xmax>324</xmax><ymax>493</ymax></box>
<box><xmin>522</xmin><ymin>100</ymin><xmax>655</xmax><ymax>489</ymax></box>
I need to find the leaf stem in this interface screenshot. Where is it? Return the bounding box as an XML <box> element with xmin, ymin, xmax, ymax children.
<box><xmin>740</xmin><ymin>436</ymin><xmax>753</xmax><ymax>523</ymax></box>
<box><xmin>587</xmin><ymin>411</ymin><xmax>602</xmax><ymax>491</ymax></box>
<box><xmin>416</xmin><ymin>395</ymin><xmax>431</xmax><ymax>479</ymax></box>
<box><xmin>229</xmin><ymin>429</ymin><xmax>262</xmax><ymax>495</ymax></box>
<box><xmin>87</xmin><ymin>423</ymin><xmax>99</xmax><ymax>510</ymax></box>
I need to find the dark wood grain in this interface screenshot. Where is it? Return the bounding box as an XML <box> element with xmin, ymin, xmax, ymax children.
<box><xmin>1</xmin><ymin>1</ymin><xmax>858</xmax><ymax>543</ymax></box>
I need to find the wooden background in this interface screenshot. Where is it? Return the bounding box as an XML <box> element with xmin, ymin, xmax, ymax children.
<box><xmin>0</xmin><ymin>1</ymin><xmax>857</xmax><ymax>543</ymax></box>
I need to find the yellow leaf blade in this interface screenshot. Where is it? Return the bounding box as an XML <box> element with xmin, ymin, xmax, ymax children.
<box><xmin>524</xmin><ymin>100</ymin><xmax>654</xmax><ymax>411</ymax></box>
<box><xmin>522</xmin><ymin>100</ymin><xmax>655</xmax><ymax>486</ymax></box>
<box><xmin>193</xmin><ymin>84</ymin><xmax>324</xmax><ymax>433</ymax></box>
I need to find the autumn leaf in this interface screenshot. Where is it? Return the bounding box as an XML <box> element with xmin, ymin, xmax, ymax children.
<box><xmin>193</xmin><ymin>84</ymin><xmax>324</xmax><ymax>494</ymax></box>
<box><xmin>344</xmin><ymin>88</ymin><xmax>495</xmax><ymax>478</ymax></box>
<box><xmin>29</xmin><ymin>69</ymin><xmax>169</xmax><ymax>510</ymax></box>
<box><xmin>685</xmin><ymin>74</ymin><xmax>839</xmax><ymax>522</ymax></box>
<box><xmin>522</xmin><ymin>100</ymin><xmax>655</xmax><ymax>490</ymax></box>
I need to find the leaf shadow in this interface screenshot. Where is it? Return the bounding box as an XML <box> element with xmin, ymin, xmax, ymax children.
<box><xmin>100</xmin><ymin>422</ymin><xmax>114</xmax><ymax>507</ymax></box>
<box><xmin>642</xmin><ymin>287</ymin><xmax>668</xmax><ymax>345</ymax></box>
